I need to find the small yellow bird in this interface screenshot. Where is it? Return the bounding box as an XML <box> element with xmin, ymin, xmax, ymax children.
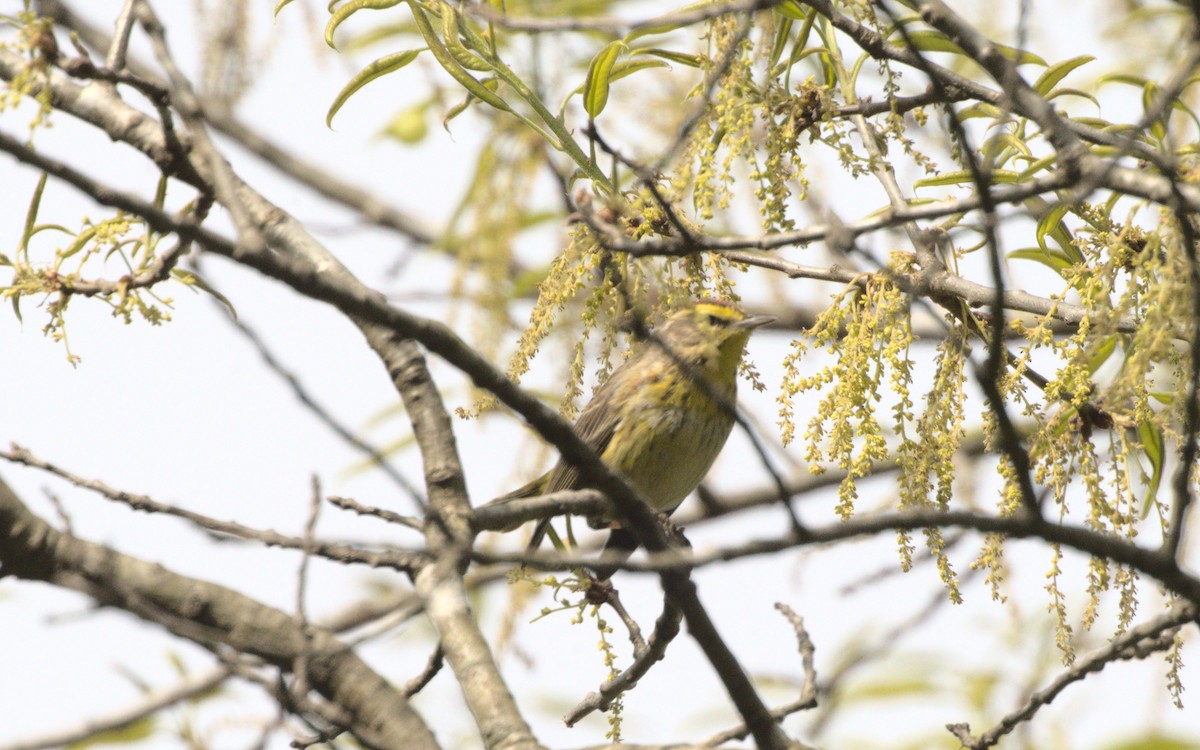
<box><xmin>493</xmin><ymin>299</ymin><xmax>774</xmax><ymax>564</ymax></box>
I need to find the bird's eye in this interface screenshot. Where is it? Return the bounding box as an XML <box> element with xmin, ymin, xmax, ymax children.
<box><xmin>707</xmin><ymin>313</ymin><xmax>727</xmax><ymax>327</ymax></box>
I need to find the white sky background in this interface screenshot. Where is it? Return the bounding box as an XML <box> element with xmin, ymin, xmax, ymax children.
<box><xmin>0</xmin><ymin>1</ymin><xmax>1198</xmax><ymax>748</ymax></box>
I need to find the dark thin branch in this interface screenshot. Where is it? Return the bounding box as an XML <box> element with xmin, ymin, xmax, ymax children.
<box><xmin>327</xmin><ymin>495</ymin><xmax>422</xmax><ymax>530</ymax></box>
<box><xmin>401</xmin><ymin>646</ymin><xmax>445</xmax><ymax>698</ymax></box>
<box><xmin>0</xmin><ymin>444</ymin><xmax>425</xmax><ymax>573</ymax></box>
<box><xmin>475</xmin><ymin>509</ymin><xmax>1200</xmax><ymax>607</ymax></box>
<box><xmin>190</xmin><ymin>262</ymin><xmax>426</xmax><ymax>508</ymax></box>
<box><xmin>872</xmin><ymin>0</ymin><xmax>1041</xmax><ymax>517</ymax></box>
<box><xmin>947</xmin><ymin>604</ymin><xmax>1197</xmax><ymax>749</ymax></box>
<box><xmin>0</xmin><ymin>115</ymin><xmax>789</xmax><ymax>745</ymax></box>
<box><xmin>564</xmin><ymin>594</ymin><xmax>683</xmax><ymax>726</ymax></box>
<box><xmin>466</xmin><ymin>0</ymin><xmax>779</xmax><ymax>36</ymax></box>
<box><xmin>0</xmin><ymin>476</ymin><xmax>440</xmax><ymax>750</ymax></box>
<box><xmin>700</xmin><ymin>603</ymin><xmax>818</xmax><ymax>747</ymax></box>
<box><xmin>0</xmin><ymin>666</ymin><xmax>230</xmax><ymax>750</ymax></box>
<box><xmin>34</xmin><ymin>0</ymin><xmax>436</xmax><ymax>245</ymax></box>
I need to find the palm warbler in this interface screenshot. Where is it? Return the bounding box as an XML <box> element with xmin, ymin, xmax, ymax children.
<box><xmin>492</xmin><ymin>299</ymin><xmax>774</xmax><ymax>563</ymax></box>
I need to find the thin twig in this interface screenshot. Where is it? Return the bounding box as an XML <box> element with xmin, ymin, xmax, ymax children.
<box><xmin>946</xmin><ymin>604</ymin><xmax>1198</xmax><ymax>749</ymax></box>
<box><xmin>190</xmin><ymin>259</ymin><xmax>426</xmax><ymax>508</ymax></box>
<box><xmin>0</xmin><ymin>444</ymin><xmax>424</xmax><ymax>572</ymax></box>
<box><xmin>700</xmin><ymin>603</ymin><xmax>818</xmax><ymax>746</ymax></box>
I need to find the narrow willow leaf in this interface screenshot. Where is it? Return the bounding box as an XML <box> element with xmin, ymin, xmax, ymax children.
<box><xmin>325</xmin><ymin>0</ymin><xmax>402</xmax><ymax>49</ymax></box>
<box><xmin>1017</xmin><ymin>153</ymin><xmax>1056</xmax><ymax>180</ymax></box>
<box><xmin>903</xmin><ymin>30</ymin><xmax>965</xmax><ymax>55</ymax></box>
<box><xmin>409</xmin><ymin>4</ymin><xmax>509</xmax><ymax>111</ymax></box>
<box><xmin>172</xmin><ymin>269</ymin><xmax>238</xmax><ymax>320</ymax></box>
<box><xmin>327</xmin><ymin>49</ymin><xmax>422</xmax><ymax>127</ymax></box>
<box><xmin>441</xmin><ymin>3</ymin><xmax>492</xmax><ymax>72</ymax></box>
<box><xmin>563</xmin><ymin>59</ymin><xmax>669</xmax><ymax>114</ymax></box>
<box><xmin>342</xmin><ymin>22</ymin><xmax>416</xmax><ymax>53</ymax></box>
<box><xmin>1097</xmin><ymin>72</ymin><xmax>1149</xmax><ymax>88</ymax></box>
<box><xmin>1035</xmin><ymin>202</ymin><xmax>1084</xmax><ymax>264</ymax></box>
<box><xmin>956</xmin><ymin>102</ymin><xmax>1001</xmax><ymax>120</ymax></box>
<box><xmin>19</xmin><ymin>172</ymin><xmax>48</xmax><ymax>261</ymax></box>
<box><xmin>775</xmin><ymin>0</ymin><xmax>807</xmax><ymax>20</ymax></box>
<box><xmin>627</xmin><ymin>1</ymin><xmax>721</xmax><ymax>42</ymax></box>
<box><xmin>1008</xmin><ymin>248</ymin><xmax>1073</xmax><ymax>275</ymax></box>
<box><xmin>583</xmin><ymin>41</ymin><xmax>625</xmax><ymax>119</ymax></box>
<box><xmin>274</xmin><ymin>0</ymin><xmax>296</xmax><ymax>17</ymax></box>
<box><xmin>1046</xmin><ymin>87</ymin><xmax>1100</xmax><ymax>108</ymax></box>
<box><xmin>1034</xmin><ymin>55</ymin><xmax>1095</xmax><ymax>95</ymax></box>
<box><xmin>66</xmin><ymin>716</ymin><xmax>156</xmax><ymax>748</ymax></box>
<box><xmin>914</xmin><ymin>169</ymin><xmax>1021</xmax><ymax>188</ymax></box>
<box><xmin>443</xmin><ymin>77</ymin><xmax>502</xmax><ymax>129</ymax></box>
<box><xmin>1137</xmin><ymin>419</ymin><xmax>1165</xmax><ymax>516</ymax></box>
<box><xmin>1086</xmin><ymin>335</ymin><xmax>1118</xmax><ymax>375</ymax></box>
<box><xmin>59</xmin><ymin>227</ymin><xmax>98</xmax><ymax>261</ymax></box>
<box><xmin>770</xmin><ymin>17</ymin><xmax>793</xmax><ymax>68</ymax></box>
<box><xmin>903</xmin><ymin>30</ymin><xmax>1045</xmax><ymax>65</ymax></box>
<box><xmin>632</xmin><ymin>47</ymin><xmax>703</xmax><ymax>67</ymax></box>
<box><xmin>381</xmin><ymin>102</ymin><xmax>429</xmax><ymax>143</ymax></box>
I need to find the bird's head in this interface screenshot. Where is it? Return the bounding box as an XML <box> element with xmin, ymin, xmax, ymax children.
<box><xmin>657</xmin><ymin>300</ymin><xmax>775</xmax><ymax>379</ymax></box>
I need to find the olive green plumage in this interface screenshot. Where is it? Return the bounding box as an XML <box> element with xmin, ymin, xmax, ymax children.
<box><xmin>495</xmin><ymin>299</ymin><xmax>773</xmax><ymax>558</ymax></box>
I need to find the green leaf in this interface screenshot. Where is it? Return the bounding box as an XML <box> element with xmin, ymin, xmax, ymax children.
<box><xmin>955</xmin><ymin>102</ymin><xmax>1001</xmax><ymax>120</ymax></box>
<box><xmin>274</xmin><ymin>0</ymin><xmax>296</xmax><ymax>16</ymax></box>
<box><xmin>583</xmin><ymin>41</ymin><xmax>626</xmax><ymax>119</ymax></box>
<box><xmin>914</xmin><ymin>169</ymin><xmax>1021</xmax><ymax>188</ymax></box>
<box><xmin>381</xmin><ymin>102</ymin><xmax>429</xmax><ymax>143</ymax></box>
<box><xmin>409</xmin><ymin>4</ymin><xmax>509</xmax><ymax>112</ymax></box>
<box><xmin>627</xmin><ymin>0</ymin><xmax>723</xmax><ymax>41</ymax></box>
<box><xmin>775</xmin><ymin>0</ymin><xmax>807</xmax><ymax>20</ymax></box>
<box><xmin>325</xmin><ymin>0</ymin><xmax>403</xmax><ymax>49</ymax></box>
<box><xmin>1138</xmin><ymin>418</ymin><xmax>1165</xmax><ymax>513</ymax></box>
<box><xmin>982</xmin><ymin>131</ymin><xmax>1031</xmax><ymax>166</ymax></box>
<box><xmin>564</xmin><ymin>58</ymin><xmax>666</xmax><ymax>116</ymax></box>
<box><xmin>1097</xmin><ymin>72</ymin><xmax>1149</xmax><ymax>88</ymax></box>
<box><xmin>1144</xmin><ymin>82</ymin><xmax>1168</xmax><ymax>141</ymax></box>
<box><xmin>1015</xmin><ymin>153</ymin><xmax>1058</xmax><ymax>179</ymax></box>
<box><xmin>59</xmin><ymin>227</ymin><xmax>98</xmax><ymax>261</ymax></box>
<box><xmin>341</xmin><ymin>22</ymin><xmax>415</xmax><ymax>52</ymax></box>
<box><xmin>66</xmin><ymin>716</ymin><xmax>156</xmax><ymax>748</ymax></box>
<box><xmin>1045</xmin><ymin>87</ymin><xmax>1100</xmax><ymax>108</ymax></box>
<box><xmin>1101</xmin><ymin>735</ymin><xmax>1200</xmax><ymax>750</ymax></box>
<box><xmin>838</xmin><ymin>674</ymin><xmax>940</xmax><ymax>702</ymax></box>
<box><xmin>770</xmin><ymin>17</ymin><xmax>793</xmax><ymax>68</ymax></box>
<box><xmin>441</xmin><ymin>3</ymin><xmax>492</xmax><ymax>72</ymax></box>
<box><xmin>1033</xmin><ymin>55</ymin><xmax>1095</xmax><ymax>95</ymax></box>
<box><xmin>1070</xmin><ymin>116</ymin><xmax>1117</xmax><ymax>129</ymax></box>
<box><xmin>1035</xmin><ymin>202</ymin><xmax>1084</xmax><ymax>264</ymax></box>
<box><xmin>632</xmin><ymin>47</ymin><xmax>703</xmax><ymax>67</ymax></box>
<box><xmin>1087</xmin><ymin>335</ymin><xmax>1118</xmax><ymax>374</ymax></box>
<box><xmin>326</xmin><ymin>48</ymin><xmax>423</xmax><ymax>128</ymax></box>
<box><xmin>902</xmin><ymin>30</ymin><xmax>963</xmax><ymax>55</ymax></box>
<box><xmin>901</xmin><ymin>31</ymin><xmax>1044</xmax><ymax>65</ymax></box>
<box><xmin>19</xmin><ymin>172</ymin><xmax>48</xmax><ymax>262</ymax></box>
<box><xmin>1008</xmin><ymin>247</ymin><xmax>1074</xmax><ymax>275</ymax></box>
<box><xmin>1002</xmin><ymin>46</ymin><xmax>1047</xmax><ymax>66</ymax></box>
<box><xmin>172</xmin><ymin>269</ymin><xmax>237</xmax><ymax>320</ymax></box>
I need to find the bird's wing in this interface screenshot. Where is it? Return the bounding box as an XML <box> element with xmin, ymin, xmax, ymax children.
<box><xmin>544</xmin><ymin>391</ymin><xmax>621</xmax><ymax>493</ymax></box>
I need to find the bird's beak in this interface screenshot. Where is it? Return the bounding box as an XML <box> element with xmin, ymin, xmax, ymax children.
<box><xmin>737</xmin><ymin>314</ymin><xmax>776</xmax><ymax>330</ymax></box>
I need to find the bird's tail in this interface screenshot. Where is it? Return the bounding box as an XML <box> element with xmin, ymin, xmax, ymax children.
<box><xmin>591</xmin><ymin>526</ymin><xmax>639</xmax><ymax>580</ymax></box>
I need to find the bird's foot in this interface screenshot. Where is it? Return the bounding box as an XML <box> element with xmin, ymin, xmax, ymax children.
<box><xmin>584</xmin><ymin>576</ymin><xmax>615</xmax><ymax>605</ymax></box>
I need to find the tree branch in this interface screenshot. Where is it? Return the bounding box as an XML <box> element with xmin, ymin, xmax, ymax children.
<box><xmin>0</xmin><ymin>476</ymin><xmax>440</xmax><ymax>750</ymax></box>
